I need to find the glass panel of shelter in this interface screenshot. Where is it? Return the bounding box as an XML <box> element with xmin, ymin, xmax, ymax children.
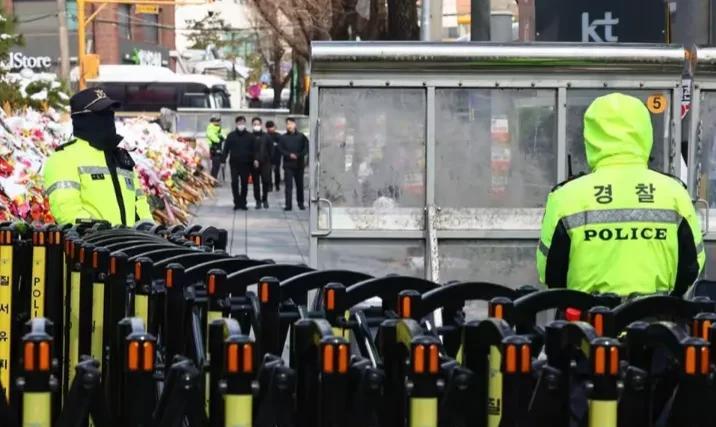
<box><xmin>433</xmin><ymin>88</ymin><xmax>558</xmax><ymax>230</ymax></box>
<box><xmin>566</xmin><ymin>89</ymin><xmax>671</xmax><ymax>176</ymax></box>
<box><xmin>316</xmin><ymin>239</ymin><xmax>425</xmax><ymax>278</ymax></box>
<box><xmin>316</xmin><ymin>88</ymin><xmax>427</xmax><ymax>231</ymax></box>
<box><xmin>695</xmin><ymin>91</ymin><xmax>716</xmax><ymax>222</ymax></box>
<box><xmin>438</xmin><ymin>239</ymin><xmax>548</xmax><ymax>321</ymax></box>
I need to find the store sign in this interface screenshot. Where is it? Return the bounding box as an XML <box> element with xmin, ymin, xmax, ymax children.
<box><xmin>536</xmin><ymin>0</ymin><xmax>666</xmax><ymax>43</ymax></box>
<box><xmin>136</xmin><ymin>5</ymin><xmax>159</xmax><ymax>14</ymax></box>
<box><xmin>581</xmin><ymin>11</ymin><xmax>619</xmax><ymax>42</ymax></box>
<box><xmin>130</xmin><ymin>48</ymin><xmax>163</xmax><ymax>67</ymax></box>
<box><xmin>0</xmin><ymin>52</ymin><xmax>53</xmax><ymax>70</ymax></box>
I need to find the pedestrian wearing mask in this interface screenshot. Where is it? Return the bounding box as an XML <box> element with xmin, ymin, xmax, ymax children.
<box><xmin>44</xmin><ymin>88</ymin><xmax>153</xmax><ymax>226</ymax></box>
<box><xmin>278</xmin><ymin>117</ymin><xmax>308</xmax><ymax>210</ymax></box>
<box><xmin>252</xmin><ymin>117</ymin><xmax>273</xmax><ymax>209</ymax></box>
<box><xmin>222</xmin><ymin>116</ymin><xmax>256</xmax><ymax>210</ymax></box>
<box><xmin>266</xmin><ymin>121</ymin><xmax>282</xmax><ymax>191</ymax></box>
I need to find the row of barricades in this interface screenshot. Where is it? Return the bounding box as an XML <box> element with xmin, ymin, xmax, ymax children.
<box><xmin>1</xmin><ymin>220</ymin><xmax>716</xmax><ymax>426</ymax></box>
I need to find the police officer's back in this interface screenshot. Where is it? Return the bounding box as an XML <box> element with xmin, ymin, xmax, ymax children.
<box><xmin>537</xmin><ymin>93</ymin><xmax>704</xmax><ymax>296</ymax></box>
<box><xmin>44</xmin><ymin>88</ymin><xmax>152</xmax><ymax>226</ymax></box>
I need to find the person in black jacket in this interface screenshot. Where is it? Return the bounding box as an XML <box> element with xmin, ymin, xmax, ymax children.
<box><xmin>252</xmin><ymin>117</ymin><xmax>273</xmax><ymax>209</ymax></box>
<box><xmin>267</xmin><ymin>121</ymin><xmax>282</xmax><ymax>191</ymax></box>
<box><xmin>221</xmin><ymin>116</ymin><xmax>255</xmax><ymax>210</ymax></box>
<box><xmin>277</xmin><ymin>117</ymin><xmax>308</xmax><ymax>211</ymax></box>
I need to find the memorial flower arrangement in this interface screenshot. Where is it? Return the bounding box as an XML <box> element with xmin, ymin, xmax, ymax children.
<box><xmin>0</xmin><ymin>106</ymin><xmax>214</xmax><ymax>225</ymax></box>
<box><xmin>0</xmin><ymin>12</ymin><xmax>213</xmax><ymax>225</ymax></box>
<box><xmin>117</xmin><ymin>118</ymin><xmax>214</xmax><ymax>224</ymax></box>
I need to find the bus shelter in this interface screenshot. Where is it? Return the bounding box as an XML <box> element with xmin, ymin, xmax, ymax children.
<box><xmin>308</xmin><ymin>42</ymin><xmax>686</xmax><ymax>286</ymax></box>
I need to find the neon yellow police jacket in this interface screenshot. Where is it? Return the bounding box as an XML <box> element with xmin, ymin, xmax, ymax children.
<box><xmin>43</xmin><ymin>138</ymin><xmax>153</xmax><ymax>226</ymax></box>
<box><xmin>206</xmin><ymin>123</ymin><xmax>224</xmax><ymax>147</ymax></box>
<box><xmin>537</xmin><ymin>93</ymin><xmax>705</xmax><ymax>296</ymax></box>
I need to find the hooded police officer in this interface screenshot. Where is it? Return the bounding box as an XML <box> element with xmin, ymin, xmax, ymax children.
<box><xmin>537</xmin><ymin>93</ymin><xmax>704</xmax><ymax>296</ymax></box>
<box><xmin>44</xmin><ymin>88</ymin><xmax>153</xmax><ymax>226</ymax></box>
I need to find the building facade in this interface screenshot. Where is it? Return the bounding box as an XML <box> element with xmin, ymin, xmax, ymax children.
<box><xmin>175</xmin><ymin>0</ymin><xmax>252</xmax><ymax>53</ymax></box>
<box><xmin>3</xmin><ymin>0</ymin><xmax>175</xmax><ymax>74</ymax></box>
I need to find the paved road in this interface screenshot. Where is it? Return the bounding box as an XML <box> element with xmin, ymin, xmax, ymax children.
<box><xmin>192</xmin><ymin>179</ymin><xmax>309</xmax><ymax>264</ymax></box>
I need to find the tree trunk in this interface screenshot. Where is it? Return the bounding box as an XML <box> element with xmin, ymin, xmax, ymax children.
<box><xmin>387</xmin><ymin>0</ymin><xmax>419</xmax><ymax>40</ymax></box>
<box><xmin>272</xmin><ymin>81</ymin><xmax>283</xmax><ymax>108</ymax></box>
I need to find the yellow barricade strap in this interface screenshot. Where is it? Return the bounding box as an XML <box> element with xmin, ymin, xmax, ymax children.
<box><xmin>91</xmin><ymin>283</ymin><xmax>105</xmax><ymax>367</ymax></box>
<box><xmin>23</xmin><ymin>392</ymin><xmax>52</xmax><ymax>427</ymax></box>
<box><xmin>224</xmin><ymin>394</ymin><xmax>253</xmax><ymax>427</ymax></box>
<box><xmin>588</xmin><ymin>400</ymin><xmax>618</xmax><ymax>427</ymax></box>
<box><xmin>205</xmin><ymin>310</ymin><xmax>223</xmax><ymax>415</ymax></box>
<box><xmin>31</xmin><ymin>246</ymin><xmax>47</xmax><ymax>318</ymax></box>
<box><xmin>68</xmin><ymin>271</ymin><xmax>81</xmax><ymax>385</ymax></box>
<box><xmin>134</xmin><ymin>295</ymin><xmax>149</xmax><ymax>327</ymax></box>
<box><xmin>487</xmin><ymin>345</ymin><xmax>503</xmax><ymax>427</ymax></box>
<box><xmin>0</xmin><ymin>245</ymin><xmax>12</xmax><ymax>400</ymax></box>
<box><xmin>409</xmin><ymin>397</ymin><xmax>438</xmax><ymax>427</ymax></box>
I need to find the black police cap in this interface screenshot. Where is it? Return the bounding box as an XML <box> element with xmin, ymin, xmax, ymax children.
<box><xmin>70</xmin><ymin>88</ymin><xmax>121</xmax><ymax>115</ymax></box>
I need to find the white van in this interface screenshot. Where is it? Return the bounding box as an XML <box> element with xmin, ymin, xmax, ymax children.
<box><xmin>86</xmin><ymin>65</ymin><xmax>231</xmax><ymax>112</ymax></box>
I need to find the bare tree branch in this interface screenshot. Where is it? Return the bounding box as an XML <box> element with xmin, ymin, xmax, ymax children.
<box><xmin>247</xmin><ymin>0</ymin><xmax>310</xmax><ymax>60</ymax></box>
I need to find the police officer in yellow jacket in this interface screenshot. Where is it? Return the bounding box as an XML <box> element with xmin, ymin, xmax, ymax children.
<box><xmin>537</xmin><ymin>93</ymin><xmax>705</xmax><ymax>296</ymax></box>
<box><xmin>44</xmin><ymin>88</ymin><xmax>152</xmax><ymax>226</ymax></box>
<box><xmin>206</xmin><ymin>115</ymin><xmax>224</xmax><ymax>179</ymax></box>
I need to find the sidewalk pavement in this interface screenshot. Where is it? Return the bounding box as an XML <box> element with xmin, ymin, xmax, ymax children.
<box><xmin>192</xmin><ymin>179</ymin><xmax>309</xmax><ymax>265</ymax></box>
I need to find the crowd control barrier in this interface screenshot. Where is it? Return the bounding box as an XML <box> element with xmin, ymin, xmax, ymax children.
<box><xmin>0</xmin><ymin>220</ymin><xmax>714</xmax><ymax>427</ymax></box>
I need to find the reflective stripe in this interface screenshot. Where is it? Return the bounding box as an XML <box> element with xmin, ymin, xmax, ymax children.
<box><xmin>563</xmin><ymin>208</ymin><xmax>681</xmax><ymax>230</ymax></box>
<box><xmin>117</xmin><ymin>169</ymin><xmax>133</xmax><ymax>179</ymax></box>
<box><xmin>538</xmin><ymin>240</ymin><xmax>549</xmax><ymax>257</ymax></box>
<box><xmin>696</xmin><ymin>242</ymin><xmax>705</xmax><ymax>254</ymax></box>
<box><xmin>77</xmin><ymin>166</ymin><xmax>109</xmax><ymax>175</ymax></box>
<box><xmin>46</xmin><ymin>180</ymin><xmax>80</xmax><ymax>195</ymax></box>
<box><xmin>136</xmin><ymin>189</ymin><xmax>146</xmax><ymax>197</ymax></box>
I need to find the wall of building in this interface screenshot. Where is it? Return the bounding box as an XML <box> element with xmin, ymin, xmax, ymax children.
<box><xmin>7</xmin><ymin>0</ymin><xmax>175</xmax><ymax>74</ymax></box>
<box><xmin>175</xmin><ymin>0</ymin><xmax>251</xmax><ymax>52</ymax></box>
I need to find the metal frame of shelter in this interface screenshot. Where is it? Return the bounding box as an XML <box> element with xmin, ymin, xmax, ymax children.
<box><xmin>308</xmin><ymin>42</ymin><xmax>686</xmax><ymax>285</ymax></box>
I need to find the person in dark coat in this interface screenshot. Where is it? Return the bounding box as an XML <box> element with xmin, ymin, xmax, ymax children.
<box><xmin>252</xmin><ymin>117</ymin><xmax>273</xmax><ymax>209</ymax></box>
<box><xmin>266</xmin><ymin>120</ymin><xmax>282</xmax><ymax>191</ymax></box>
<box><xmin>221</xmin><ymin>116</ymin><xmax>255</xmax><ymax>210</ymax></box>
<box><xmin>277</xmin><ymin>117</ymin><xmax>308</xmax><ymax>211</ymax></box>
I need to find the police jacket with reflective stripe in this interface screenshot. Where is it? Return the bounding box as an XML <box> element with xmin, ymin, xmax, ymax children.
<box><xmin>43</xmin><ymin>138</ymin><xmax>153</xmax><ymax>226</ymax></box>
<box><xmin>206</xmin><ymin>123</ymin><xmax>224</xmax><ymax>148</ymax></box>
<box><xmin>537</xmin><ymin>93</ymin><xmax>705</xmax><ymax>296</ymax></box>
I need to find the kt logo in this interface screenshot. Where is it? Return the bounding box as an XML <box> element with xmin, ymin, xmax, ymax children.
<box><xmin>581</xmin><ymin>11</ymin><xmax>619</xmax><ymax>42</ymax></box>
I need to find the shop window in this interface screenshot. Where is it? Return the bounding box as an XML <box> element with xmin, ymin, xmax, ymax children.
<box><xmin>118</xmin><ymin>4</ymin><xmax>131</xmax><ymax>39</ymax></box>
<box><xmin>143</xmin><ymin>13</ymin><xmax>159</xmax><ymax>44</ymax></box>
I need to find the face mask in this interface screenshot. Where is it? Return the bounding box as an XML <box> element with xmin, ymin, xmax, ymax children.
<box><xmin>72</xmin><ymin>110</ymin><xmax>121</xmax><ymax>151</ymax></box>
<box><xmin>237</xmin><ymin>124</ymin><xmax>246</xmax><ymax>131</ymax></box>
<box><xmin>253</xmin><ymin>125</ymin><xmax>262</xmax><ymax>132</ymax></box>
